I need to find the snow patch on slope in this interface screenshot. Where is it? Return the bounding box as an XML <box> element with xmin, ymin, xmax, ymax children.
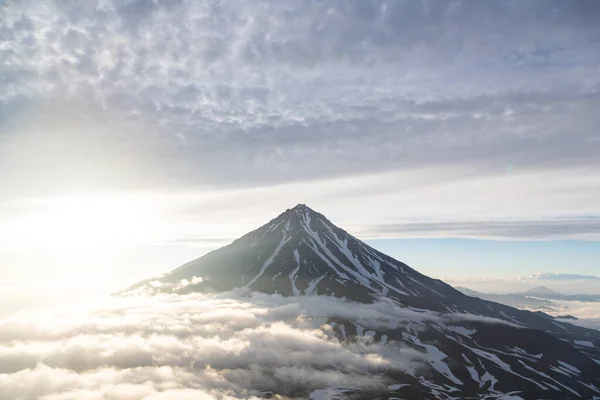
<box><xmin>246</xmin><ymin>234</ymin><xmax>291</xmax><ymax>287</ymax></box>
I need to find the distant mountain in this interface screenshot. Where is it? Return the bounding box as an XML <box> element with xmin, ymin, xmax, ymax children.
<box><xmin>454</xmin><ymin>286</ymin><xmax>558</xmax><ymax>311</ymax></box>
<box><xmin>524</xmin><ymin>286</ymin><xmax>561</xmax><ymax>296</ymax></box>
<box><xmin>456</xmin><ymin>285</ymin><xmax>600</xmax><ymax>311</ymax></box>
<box><xmin>126</xmin><ymin>204</ymin><xmax>600</xmax><ymax>399</ymax></box>
<box><xmin>515</xmin><ymin>286</ymin><xmax>600</xmax><ymax>302</ymax></box>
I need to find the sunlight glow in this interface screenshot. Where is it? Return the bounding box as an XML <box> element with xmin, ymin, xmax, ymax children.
<box><xmin>3</xmin><ymin>194</ymin><xmax>159</xmax><ymax>252</ymax></box>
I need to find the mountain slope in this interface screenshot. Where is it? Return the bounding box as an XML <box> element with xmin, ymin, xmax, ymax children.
<box><xmin>126</xmin><ymin>204</ymin><xmax>600</xmax><ymax>399</ymax></box>
<box><xmin>152</xmin><ymin>204</ymin><xmax>457</xmax><ymax>307</ymax></box>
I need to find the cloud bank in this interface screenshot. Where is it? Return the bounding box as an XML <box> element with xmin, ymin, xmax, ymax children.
<box><xmin>522</xmin><ymin>273</ymin><xmax>600</xmax><ymax>282</ymax></box>
<box><xmin>447</xmin><ymin>272</ymin><xmax>600</xmax><ymax>296</ymax></box>
<box><xmin>0</xmin><ymin>290</ymin><xmax>520</xmax><ymax>399</ymax></box>
<box><xmin>0</xmin><ymin>292</ymin><xmax>400</xmax><ymax>399</ymax></box>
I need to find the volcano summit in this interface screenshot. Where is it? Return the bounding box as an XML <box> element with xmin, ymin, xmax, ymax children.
<box><xmin>126</xmin><ymin>205</ymin><xmax>600</xmax><ymax>399</ymax></box>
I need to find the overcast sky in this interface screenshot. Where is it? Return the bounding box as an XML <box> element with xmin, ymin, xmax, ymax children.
<box><xmin>1</xmin><ymin>1</ymin><xmax>599</xmax><ymax>301</ymax></box>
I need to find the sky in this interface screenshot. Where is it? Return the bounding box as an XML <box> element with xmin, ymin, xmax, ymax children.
<box><xmin>1</xmin><ymin>0</ymin><xmax>600</xmax><ymax>308</ymax></box>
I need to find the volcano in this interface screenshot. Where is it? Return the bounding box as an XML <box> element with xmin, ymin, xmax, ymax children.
<box><xmin>126</xmin><ymin>204</ymin><xmax>600</xmax><ymax>399</ymax></box>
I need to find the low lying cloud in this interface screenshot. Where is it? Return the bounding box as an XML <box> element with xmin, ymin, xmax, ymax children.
<box><xmin>0</xmin><ymin>291</ymin><xmax>516</xmax><ymax>399</ymax></box>
<box><xmin>446</xmin><ymin>272</ymin><xmax>600</xmax><ymax>296</ymax></box>
<box><xmin>551</xmin><ymin>300</ymin><xmax>600</xmax><ymax>320</ymax></box>
<box><xmin>560</xmin><ymin>318</ymin><xmax>600</xmax><ymax>333</ymax></box>
<box><xmin>144</xmin><ymin>276</ymin><xmax>205</xmax><ymax>293</ymax></box>
<box><xmin>553</xmin><ymin>301</ymin><xmax>600</xmax><ymax>332</ymax></box>
<box><xmin>520</xmin><ymin>272</ymin><xmax>600</xmax><ymax>282</ymax></box>
<box><xmin>0</xmin><ymin>292</ymin><xmax>400</xmax><ymax>399</ymax></box>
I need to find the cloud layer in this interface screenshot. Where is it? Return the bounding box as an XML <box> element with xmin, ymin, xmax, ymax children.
<box><xmin>1</xmin><ymin>1</ymin><xmax>600</xmax><ymax>194</ymax></box>
<box><xmin>447</xmin><ymin>272</ymin><xmax>600</xmax><ymax>295</ymax></box>
<box><xmin>0</xmin><ymin>290</ymin><xmax>522</xmax><ymax>399</ymax></box>
<box><xmin>523</xmin><ymin>272</ymin><xmax>600</xmax><ymax>282</ymax></box>
<box><xmin>0</xmin><ymin>292</ymin><xmax>397</xmax><ymax>399</ymax></box>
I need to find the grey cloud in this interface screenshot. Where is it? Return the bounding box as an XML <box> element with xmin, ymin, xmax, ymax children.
<box><xmin>1</xmin><ymin>1</ymin><xmax>600</xmax><ymax>197</ymax></box>
<box><xmin>358</xmin><ymin>216</ymin><xmax>600</xmax><ymax>240</ymax></box>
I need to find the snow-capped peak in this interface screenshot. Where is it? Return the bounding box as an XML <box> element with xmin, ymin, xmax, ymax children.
<box><xmin>141</xmin><ymin>204</ymin><xmax>465</xmax><ymax>308</ymax></box>
<box><xmin>123</xmin><ymin>204</ymin><xmax>600</xmax><ymax>400</ymax></box>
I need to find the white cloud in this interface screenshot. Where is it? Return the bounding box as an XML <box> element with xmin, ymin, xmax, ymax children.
<box><xmin>551</xmin><ymin>301</ymin><xmax>600</xmax><ymax>320</ymax></box>
<box><xmin>0</xmin><ymin>290</ymin><xmax>521</xmax><ymax>399</ymax></box>
<box><xmin>446</xmin><ymin>271</ymin><xmax>600</xmax><ymax>296</ymax></box>
<box><xmin>553</xmin><ymin>301</ymin><xmax>600</xmax><ymax>332</ymax></box>
<box><xmin>560</xmin><ymin>318</ymin><xmax>600</xmax><ymax>332</ymax></box>
<box><xmin>520</xmin><ymin>273</ymin><xmax>600</xmax><ymax>282</ymax></box>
